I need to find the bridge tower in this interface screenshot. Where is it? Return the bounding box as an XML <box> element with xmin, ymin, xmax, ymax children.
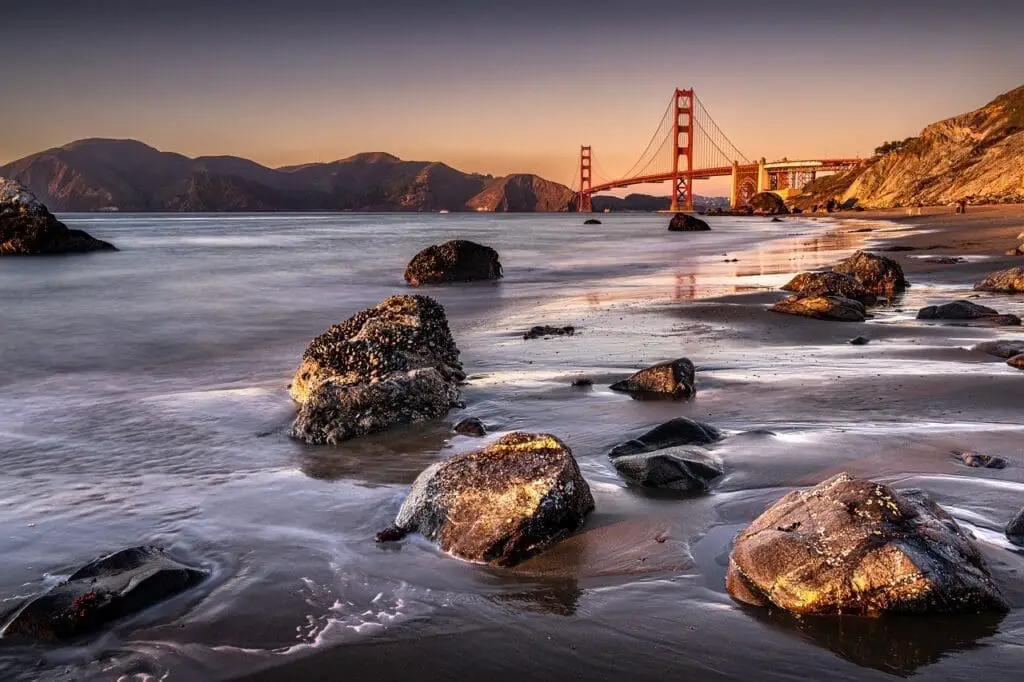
<box><xmin>578</xmin><ymin>145</ymin><xmax>593</xmax><ymax>212</ymax></box>
<box><xmin>669</xmin><ymin>88</ymin><xmax>695</xmax><ymax>212</ymax></box>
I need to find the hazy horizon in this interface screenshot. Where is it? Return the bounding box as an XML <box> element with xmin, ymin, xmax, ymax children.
<box><xmin>6</xmin><ymin>0</ymin><xmax>1024</xmax><ymax>194</ymax></box>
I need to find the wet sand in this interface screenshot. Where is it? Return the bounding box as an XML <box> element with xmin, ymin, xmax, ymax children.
<box><xmin>237</xmin><ymin>206</ymin><xmax>1024</xmax><ymax>682</ymax></box>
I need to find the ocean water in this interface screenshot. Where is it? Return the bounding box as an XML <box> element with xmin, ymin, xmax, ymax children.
<box><xmin>1</xmin><ymin>213</ymin><xmax>1023</xmax><ymax>681</ymax></box>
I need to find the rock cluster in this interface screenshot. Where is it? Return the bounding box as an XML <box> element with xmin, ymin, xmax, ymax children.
<box><xmin>404</xmin><ymin>240</ymin><xmax>503</xmax><ymax>286</ymax></box>
<box><xmin>668</xmin><ymin>213</ymin><xmax>711</xmax><ymax>231</ymax></box>
<box><xmin>773</xmin><ymin>251</ymin><xmax>907</xmax><ymax>321</ymax></box>
<box><xmin>727</xmin><ymin>474</ymin><xmax>1007</xmax><ymax>615</ymax></box>
<box><xmin>610</xmin><ymin>358</ymin><xmax>696</xmax><ymax>398</ymax></box>
<box><xmin>0</xmin><ymin>546</ymin><xmax>206</xmax><ymax>642</ymax></box>
<box><xmin>289</xmin><ymin>295</ymin><xmax>464</xmax><ymax>444</ymax></box>
<box><xmin>376</xmin><ymin>433</ymin><xmax>594</xmax><ymax>566</ymax></box>
<box><xmin>0</xmin><ymin>178</ymin><xmax>116</xmax><ymax>255</ymax></box>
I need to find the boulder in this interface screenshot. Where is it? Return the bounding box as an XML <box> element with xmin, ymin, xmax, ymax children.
<box><xmin>770</xmin><ymin>295</ymin><xmax>867</xmax><ymax>322</ymax></box>
<box><xmin>570</xmin><ymin>377</ymin><xmax>593</xmax><ymax>387</ymax></box>
<box><xmin>1004</xmin><ymin>245</ymin><xmax>1024</xmax><ymax>256</ymax></box>
<box><xmin>974</xmin><ymin>266</ymin><xmax>1024</xmax><ymax>293</ymax></box>
<box><xmin>289</xmin><ymin>295</ymin><xmax>464</xmax><ymax>444</ymax></box>
<box><xmin>523</xmin><ymin>325</ymin><xmax>575</xmax><ymax>340</ymax></box>
<box><xmin>781</xmin><ymin>271</ymin><xmax>878</xmax><ymax>305</ymax></box>
<box><xmin>612</xmin><ymin>447</ymin><xmax>723</xmax><ymax>491</ymax></box>
<box><xmin>453</xmin><ymin>417</ymin><xmax>487</xmax><ymax>436</ymax></box>
<box><xmin>953</xmin><ymin>451</ymin><xmax>1006</xmax><ymax>469</ymax></box>
<box><xmin>747</xmin><ymin>192</ymin><xmax>788</xmax><ymax>215</ymax></box>
<box><xmin>0</xmin><ymin>546</ymin><xmax>206</xmax><ymax>642</ymax></box>
<box><xmin>404</xmin><ymin>240</ymin><xmax>503</xmax><ymax>286</ymax></box>
<box><xmin>1006</xmin><ymin>507</ymin><xmax>1024</xmax><ymax>538</ymax></box>
<box><xmin>668</xmin><ymin>213</ymin><xmax>711</xmax><ymax>232</ymax></box>
<box><xmin>832</xmin><ymin>250</ymin><xmax>908</xmax><ymax>297</ymax></box>
<box><xmin>971</xmin><ymin>339</ymin><xmax>1024</xmax><ymax>359</ymax></box>
<box><xmin>726</xmin><ymin>473</ymin><xmax>1007</xmax><ymax>615</ymax></box>
<box><xmin>917</xmin><ymin>300</ymin><xmax>1019</xmax><ymax>324</ymax></box>
<box><xmin>0</xmin><ymin>178</ymin><xmax>116</xmax><ymax>255</ymax></box>
<box><xmin>850</xmin><ymin>336</ymin><xmax>870</xmax><ymax>345</ymax></box>
<box><xmin>609</xmin><ymin>358</ymin><xmax>696</xmax><ymax>398</ymax></box>
<box><xmin>584</xmin><ymin>218</ymin><xmax>602</xmax><ymax>225</ymax></box>
<box><xmin>376</xmin><ymin>433</ymin><xmax>594</xmax><ymax>566</ymax></box>
<box><xmin>608</xmin><ymin>417</ymin><xmax>722</xmax><ymax>458</ymax></box>
<box><xmin>1008</xmin><ymin>354</ymin><xmax>1024</xmax><ymax>370</ymax></box>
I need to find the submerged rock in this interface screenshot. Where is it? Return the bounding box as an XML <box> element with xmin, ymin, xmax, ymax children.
<box><xmin>570</xmin><ymin>377</ymin><xmax>593</xmax><ymax>388</ymax></box>
<box><xmin>833</xmin><ymin>250</ymin><xmax>908</xmax><ymax>297</ymax></box>
<box><xmin>584</xmin><ymin>218</ymin><xmax>602</xmax><ymax>225</ymax></box>
<box><xmin>974</xmin><ymin>266</ymin><xmax>1024</xmax><ymax>293</ymax></box>
<box><xmin>747</xmin><ymin>192</ymin><xmax>788</xmax><ymax>215</ymax></box>
<box><xmin>923</xmin><ymin>256</ymin><xmax>966</xmax><ymax>264</ymax></box>
<box><xmin>289</xmin><ymin>295</ymin><xmax>463</xmax><ymax>444</ymax></box>
<box><xmin>1006</xmin><ymin>507</ymin><xmax>1024</xmax><ymax>539</ymax></box>
<box><xmin>971</xmin><ymin>339</ymin><xmax>1024</xmax><ymax>359</ymax></box>
<box><xmin>453</xmin><ymin>417</ymin><xmax>487</xmax><ymax>437</ymax></box>
<box><xmin>0</xmin><ymin>178</ymin><xmax>116</xmax><ymax>255</ymax></box>
<box><xmin>726</xmin><ymin>473</ymin><xmax>1007</xmax><ymax>615</ymax></box>
<box><xmin>1008</xmin><ymin>354</ymin><xmax>1024</xmax><ymax>370</ymax></box>
<box><xmin>850</xmin><ymin>336</ymin><xmax>870</xmax><ymax>345</ymax></box>
<box><xmin>770</xmin><ymin>295</ymin><xmax>867</xmax><ymax>322</ymax></box>
<box><xmin>782</xmin><ymin>271</ymin><xmax>878</xmax><ymax>305</ymax></box>
<box><xmin>608</xmin><ymin>417</ymin><xmax>722</xmax><ymax>458</ymax></box>
<box><xmin>612</xmin><ymin>447</ymin><xmax>723</xmax><ymax>491</ymax></box>
<box><xmin>376</xmin><ymin>433</ymin><xmax>594</xmax><ymax>566</ymax></box>
<box><xmin>404</xmin><ymin>240</ymin><xmax>503</xmax><ymax>286</ymax></box>
<box><xmin>953</xmin><ymin>451</ymin><xmax>1006</xmax><ymax>469</ymax></box>
<box><xmin>668</xmin><ymin>213</ymin><xmax>711</xmax><ymax>232</ymax></box>
<box><xmin>609</xmin><ymin>358</ymin><xmax>696</xmax><ymax>398</ymax></box>
<box><xmin>917</xmin><ymin>300</ymin><xmax>1020</xmax><ymax>325</ymax></box>
<box><xmin>523</xmin><ymin>325</ymin><xmax>575</xmax><ymax>340</ymax></box>
<box><xmin>0</xmin><ymin>546</ymin><xmax>206</xmax><ymax>642</ymax></box>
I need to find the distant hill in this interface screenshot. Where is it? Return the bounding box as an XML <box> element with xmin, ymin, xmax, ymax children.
<box><xmin>0</xmin><ymin>139</ymin><xmax>574</xmax><ymax>212</ymax></box>
<box><xmin>593</xmin><ymin>193</ymin><xmax>729</xmax><ymax>212</ymax></box>
<box><xmin>791</xmin><ymin>83</ymin><xmax>1024</xmax><ymax>209</ymax></box>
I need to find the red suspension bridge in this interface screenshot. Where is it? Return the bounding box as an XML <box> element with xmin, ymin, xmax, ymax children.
<box><xmin>576</xmin><ymin>88</ymin><xmax>861</xmax><ymax>212</ymax></box>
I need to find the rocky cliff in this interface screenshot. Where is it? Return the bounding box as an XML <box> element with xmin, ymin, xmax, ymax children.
<box><xmin>465</xmin><ymin>174</ymin><xmax>576</xmax><ymax>212</ymax></box>
<box><xmin>792</xmin><ymin>84</ymin><xmax>1024</xmax><ymax>209</ymax></box>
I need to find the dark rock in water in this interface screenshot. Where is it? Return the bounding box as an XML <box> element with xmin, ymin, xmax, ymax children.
<box><xmin>974</xmin><ymin>266</ymin><xmax>1024</xmax><ymax>293</ymax></box>
<box><xmin>376</xmin><ymin>433</ymin><xmax>594</xmax><ymax>567</ymax></box>
<box><xmin>1008</xmin><ymin>354</ymin><xmax>1024</xmax><ymax>370</ymax></box>
<box><xmin>791</xmin><ymin>207</ymin><xmax>803</xmax><ymax>214</ymax></box>
<box><xmin>0</xmin><ymin>178</ymin><xmax>117</xmax><ymax>255</ymax></box>
<box><xmin>770</xmin><ymin>217</ymin><xmax>782</xmax><ymax>223</ymax></box>
<box><xmin>453</xmin><ymin>417</ymin><xmax>487</xmax><ymax>437</ymax></box>
<box><xmin>583</xmin><ymin>218</ymin><xmax>602</xmax><ymax>225</ymax></box>
<box><xmin>612</xmin><ymin>447</ymin><xmax>723</xmax><ymax>491</ymax></box>
<box><xmin>770</xmin><ymin>295</ymin><xmax>867</xmax><ymax>322</ymax></box>
<box><xmin>747</xmin><ymin>192</ymin><xmax>788</xmax><ymax>215</ymax></box>
<box><xmin>953</xmin><ymin>451</ymin><xmax>1006</xmax><ymax>469</ymax></box>
<box><xmin>782</xmin><ymin>271</ymin><xmax>878</xmax><ymax>305</ymax></box>
<box><xmin>523</xmin><ymin>325</ymin><xmax>575</xmax><ymax>340</ymax></box>
<box><xmin>923</xmin><ymin>256</ymin><xmax>967</xmax><ymax>264</ymax></box>
<box><xmin>289</xmin><ymin>295</ymin><xmax>464</xmax><ymax>444</ymax></box>
<box><xmin>850</xmin><ymin>336</ymin><xmax>870</xmax><ymax>345</ymax></box>
<box><xmin>609</xmin><ymin>358</ymin><xmax>696</xmax><ymax>398</ymax></box>
<box><xmin>726</xmin><ymin>473</ymin><xmax>1007</xmax><ymax>615</ymax></box>
<box><xmin>917</xmin><ymin>300</ymin><xmax>1020</xmax><ymax>325</ymax></box>
<box><xmin>832</xmin><ymin>250</ymin><xmax>908</xmax><ymax>297</ymax></box>
<box><xmin>668</xmin><ymin>213</ymin><xmax>711</xmax><ymax>232</ymax></box>
<box><xmin>971</xmin><ymin>339</ymin><xmax>1024</xmax><ymax>359</ymax></box>
<box><xmin>404</xmin><ymin>240</ymin><xmax>503</xmax><ymax>286</ymax></box>
<box><xmin>570</xmin><ymin>377</ymin><xmax>593</xmax><ymax>388</ymax></box>
<box><xmin>1006</xmin><ymin>507</ymin><xmax>1024</xmax><ymax>539</ymax></box>
<box><xmin>0</xmin><ymin>546</ymin><xmax>206</xmax><ymax>642</ymax></box>
<box><xmin>608</xmin><ymin>417</ymin><xmax>722</xmax><ymax>458</ymax></box>
<box><xmin>882</xmin><ymin>245</ymin><xmax>917</xmax><ymax>252</ymax></box>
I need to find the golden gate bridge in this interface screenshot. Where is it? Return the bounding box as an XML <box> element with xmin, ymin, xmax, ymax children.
<box><xmin>576</xmin><ymin>88</ymin><xmax>861</xmax><ymax>212</ymax></box>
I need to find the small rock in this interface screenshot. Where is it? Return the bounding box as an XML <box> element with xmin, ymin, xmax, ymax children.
<box><xmin>453</xmin><ymin>417</ymin><xmax>487</xmax><ymax>437</ymax></box>
<box><xmin>1004</xmin><ymin>246</ymin><xmax>1024</xmax><ymax>256</ymax></box>
<box><xmin>608</xmin><ymin>417</ymin><xmax>722</xmax><ymax>458</ymax></box>
<box><xmin>923</xmin><ymin>257</ymin><xmax>966</xmax><ymax>264</ymax></box>
<box><xmin>523</xmin><ymin>325</ymin><xmax>575</xmax><ymax>340</ymax></box>
<box><xmin>770</xmin><ymin>217</ymin><xmax>782</xmax><ymax>223</ymax></box>
<box><xmin>974</xmin><ymin>266</ymin><xmax>1024</xmax><ymax>293</ymax></box>
<box><xmin>404</xmin><ymin>240</ymin><xmax>503</xmax><ymax>286</ymax></box>
<box><xmin>584</xmin><ymin>218</ymin><xmax>602</xmax><ymax>225</ymax></box>
<box><xmin>953</xmin><ymin>451</ymin><xmax>1006</xmax><ymax>469</ymax></box>
<box><xmin>609</xmin><ymin>358</ymin><xmax>696</xmax><ymax>398</ymax></box>
<box><xmin>972</xmin><ymin>340</ymin><xmax>1024</xmax><ymax>359</ymax></box>
<box><xmin>570</xmin><ymin>377</ymin><xmax>593</xmax><ymax>388</ymax></box>
<box><xmin>668</xmin><ymin>213</ymin><xmax>711</xmax><ymax>232</ymax></box>
<box><xmin>747</xmin><ymin>192</ymin><xmax>788</xmax><ymax>215</ymax></box>
<box><xmin>770</xmin><ymin>295</ymin><xmax>867</xmax><ymax>322</ymax></box>
<box><xmin>1006</xmin><ymin>507</ymin><xmax>1024</xmax><ymax>538</ymax></box>
<box><xmin>1008</xmin><ymin>354</ymin><xmax>1024</xmax><ymax>370</ymax></box>
<box><xmin>612</xmin><ymin>447</ymin><xmax>723</xmax><ymax>491</ymax></box>
<box><xmin>881</xmin><ymin>245</ymin><xmax>917</xmax><ymax>252</ymax></box>
<box><xmin>849</xmin><ymin>336</ymin><xmax>870</xmax><ymax>345</ymax></box>
<box><xmin>782</xmin><ymin>271</ymin><xmax>878</xmax><ymax>304</ymax></box>
<box><xmin>916</xmin><ymin>300</ymin><xmax>1015</xmax><ymax>322</ymax></box>
<box><xmin>376</xmin><ymin>433</ymin><xmax>594</xmax><ymax>566</ymax></box>
<box><xmin>0</xmin><ymin>546</ymin><xmax>207</xmax><ymax>642</ymax></box>
<box><xmin>832</xmin><ymin>250</ymin><xmax>908</xmax><ymax>297</ymax></box>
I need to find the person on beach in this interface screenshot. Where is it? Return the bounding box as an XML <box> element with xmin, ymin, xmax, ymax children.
<box><xmin>956</xmin><ymin>198</ymin><xmax>968</xmax><ymax>214</ymax></box>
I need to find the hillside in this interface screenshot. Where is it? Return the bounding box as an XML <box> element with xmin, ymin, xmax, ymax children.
<box><xmin>0</xmin><ymin>140</ymin><xmax>568</xmax><ymax>212</ymax></box>
<box><xmin>791</xmin><ymin>84</ymin><xmax>1024</xmax><ymax>209</ymax></box>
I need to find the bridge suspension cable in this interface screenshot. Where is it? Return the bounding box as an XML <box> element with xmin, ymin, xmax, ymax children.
<box><xmin>615</xmin><ymin>93</ymin><xmax>676</xmax><ymax>180</ymax></box>
<box><xmin>692</xmin><ymin>95</ymin><xmax>749</xmax><ymax>167</ymax></box>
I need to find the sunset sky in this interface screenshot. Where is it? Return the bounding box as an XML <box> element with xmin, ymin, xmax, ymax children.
<box><xmin>6</xmin><ymin>0</ymin><xmax>1024</xmax><ymax>194</ymax></box>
